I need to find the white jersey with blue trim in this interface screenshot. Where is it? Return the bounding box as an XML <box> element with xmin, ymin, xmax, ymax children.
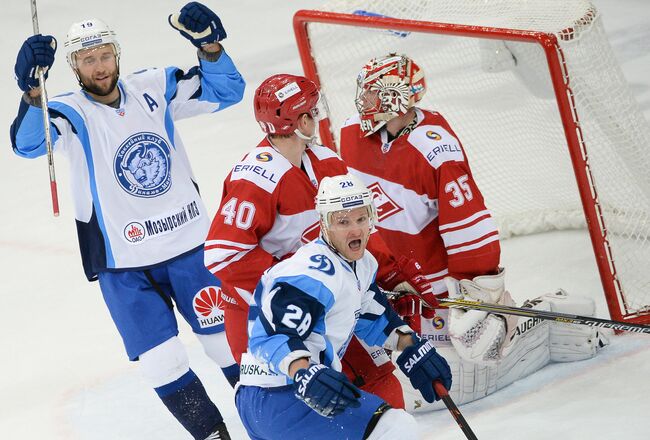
<box><xmin>11</xmin><ymin>52</ymin><xmax>245</xmax><ymax>279</ymax></box>
<box><xmin>239</xmin><ymin>238</ymin><xmax>409</xmax><ymax>388</ymax></box>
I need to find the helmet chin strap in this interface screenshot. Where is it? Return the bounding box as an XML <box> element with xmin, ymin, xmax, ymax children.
<box><xmin>294</xmin><ymin>113</ymin><xmax>321</xmax><ymax>144</ymax></box>
<box><xmin>293</xmin><ymin>128</ymin><xmax>318</xmax><ymax>145</ymax></box>
<box><xmin>294</xmin><ymin>127</ymin><xmax>317</xmax><ymax>144</ymax></box>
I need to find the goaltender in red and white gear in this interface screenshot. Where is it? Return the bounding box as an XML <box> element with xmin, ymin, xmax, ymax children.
<box><xmin>342</xmin><ymin>53</ymin><xmax>608</xmax><ymax>413</ymax></box>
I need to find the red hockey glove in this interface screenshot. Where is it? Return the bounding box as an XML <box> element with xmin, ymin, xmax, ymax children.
<box><xmin>383</xmin><ymin>256</ymin><xmax>439</xmax><ymax>319</ymax></box>
<box><xmin>419</xmin><ymin>294</ymin><xmax>439</xmax><ymax>319</ymax></box>
<box><xmin>388</xmin><ymin>292</ymin><xmax>421</xmax><ymax>317</ymax></box>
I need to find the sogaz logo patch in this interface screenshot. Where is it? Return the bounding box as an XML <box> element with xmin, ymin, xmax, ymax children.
<box><xmin>114</xmin><ymin>132</ymin><xmax>171</xmax><ymax>198</ymax></box>
<box><xmin>426</xmin><ymin>131</ymin><xmax>442</xmax><ymax>140</ymax></box>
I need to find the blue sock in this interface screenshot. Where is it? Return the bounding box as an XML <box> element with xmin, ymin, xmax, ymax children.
<box><xmin>221</xmin><ymin>363</ymin><xmax>240</xmax><ymax>388</ymax></box>
<box><xmin>155</xmin><ymin>369</ymin><xmax>224</xmax><ymax>440</ymax></box>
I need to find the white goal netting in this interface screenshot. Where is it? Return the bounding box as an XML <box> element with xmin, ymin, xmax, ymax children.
<box><xmin>300</xmin><ymin>0</ymin><xmax>650</xmax><ymax>321</ymax></box>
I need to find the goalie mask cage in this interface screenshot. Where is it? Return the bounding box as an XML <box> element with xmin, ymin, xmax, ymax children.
<box><xmin>293</xmin><ymin>0</ymin><xmax>650</xmax><ymax>325</ymax></box>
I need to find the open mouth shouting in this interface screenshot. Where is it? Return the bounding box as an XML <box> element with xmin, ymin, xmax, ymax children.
<box><xmin>348</xmin><ymin>238</ymin><xmax>363</xmax><ymax>252</ymax></box>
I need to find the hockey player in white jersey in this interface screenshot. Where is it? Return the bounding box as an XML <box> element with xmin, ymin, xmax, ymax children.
<box><xmin>236</xmin><ymin>174</ymin><xmax>452</xmax><ymax>440</ymax></box>
<box><xmin>11</xmin><ymin>3</ymin><xmax>244</xmax><ymax>439</ymax></box>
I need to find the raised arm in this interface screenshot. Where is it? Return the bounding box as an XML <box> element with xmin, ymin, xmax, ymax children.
<box><xmin>166</xmin><ymin>1</ymin><xmax>245</xmax><ymax>119</ymax></box>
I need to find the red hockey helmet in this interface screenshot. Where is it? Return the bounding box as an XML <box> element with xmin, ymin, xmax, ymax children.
<box><xmin>355</xmin><ymin>54</ymin><xmax>426</xmax><ymax>134</ymax></box>
<box><xmin>254</xmin><ymin>74</ymin><xmax>327</xmax><ymax>136</ymax></box>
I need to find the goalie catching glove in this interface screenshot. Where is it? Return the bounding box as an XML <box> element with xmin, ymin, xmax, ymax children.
<box><xmin>293</xmin><ymin>364</ymin><xmax>361</xmax><ymax>418</ymax></box>
<box><xmin>445</xmin><ymin>268</ymin><xmax>519</xmax><ymax>365</ymax></box>
<box><xmin>395</xmin><ymin>334</ymin><xmax>452</xmax><ymax>403</ymax></box>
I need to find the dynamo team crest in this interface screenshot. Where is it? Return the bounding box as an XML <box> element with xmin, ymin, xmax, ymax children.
<box><xmin>114</xmin><ymin>132</ymin><xmax>172</xmax><ymax>198</ymax></box>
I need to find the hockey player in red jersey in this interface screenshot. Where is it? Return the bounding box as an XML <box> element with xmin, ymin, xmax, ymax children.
<box><xmin>340</xmin><ymin>53</ymin><xmax>501</xmax><ymax>334</ymax></box>
<box><xmin>204</xmin><ymin>74</ymin><xmax>430</xmax><ymax>408</ymax></box>
<box><xmin>340</xmin><ymin>54</ymin><xmax>609</xmax><ymax>411</ymax></box>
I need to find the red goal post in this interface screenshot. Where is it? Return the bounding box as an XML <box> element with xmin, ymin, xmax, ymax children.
<box><xmin>293</xmin><ymin>2</ymin><xmax>650</xmax><ymax>325</ymax></box>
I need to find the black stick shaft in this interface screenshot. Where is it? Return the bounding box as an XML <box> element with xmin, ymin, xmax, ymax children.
<box><xmin>434</xmin><ymin>381</ymin><xmax>478</xmax><ymax>440</ymax></box>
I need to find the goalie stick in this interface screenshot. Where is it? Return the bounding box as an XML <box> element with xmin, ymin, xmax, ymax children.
<box><xmin>384</xmin><ymin>291</ymin><xmax>650</xmax><ymax>334</ymax></box>
<box><xmin>434</xmin><ymin>381</ymin><xmax>479</xmax><ymax>440</ymax></box>
<box><xmin>30</xmin><ymin>0</ymin><xmax>60</xmax><ymax>216</ymax></box>
<box><xmin>436</xmin><ymin>296</ymin><xmax>650</xmax><ymax>335</ymax></box>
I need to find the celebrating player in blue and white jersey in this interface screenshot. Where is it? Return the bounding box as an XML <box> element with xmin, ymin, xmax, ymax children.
<box><xmin>236</xmin><ymin>174</ymin><xmax>452</xmax><ymax>440</ymax></box>
<box><xmin>10</xmin><ymin>3</ymin><xmax>244</xmax><ymax>439</ymax></box>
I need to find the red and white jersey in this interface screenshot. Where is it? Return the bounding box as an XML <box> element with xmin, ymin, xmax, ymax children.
<box><xmin>204</xmin><ymin>137</ymin><xmax>348</xmax><ymax>306</ymax></box>
<box><xmin>340</xmin><ymin>108</ymin><xmax>500</xmax><ymax>296</ymax></box>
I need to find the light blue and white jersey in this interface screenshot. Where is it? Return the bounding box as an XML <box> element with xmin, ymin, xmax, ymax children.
<box><xmin>239</xmin><ymin>238</ymin><xmax>409</xmax><ymax>388</ymax></box>
<box><xmin>11</xmin><ymin>51</ymin><xmax>245</xmax><ymax>279</ymax></box>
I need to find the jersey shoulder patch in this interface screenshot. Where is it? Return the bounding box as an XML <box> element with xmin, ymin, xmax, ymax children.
<box><xmin>230</xmin><ymin>146</ymin><xmax>292</xmax><ymax>193</ymax></box>
<box><xmin>407</xmin><ymin>123</ymin><xmax>465</xmax><ymax>169</ymax></box>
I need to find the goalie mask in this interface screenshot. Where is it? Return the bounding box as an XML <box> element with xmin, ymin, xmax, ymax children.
<box><xmin>316</xmin><ymin>174</ymin><xmax>377</xmax><ymax>260</ymax></box>
<box><xmin>355</xmin><ymin>54</ymin><xmax>426</xmax><ymax>135</ymax></box>
<box><xmin>254</xmin><ymin>74</ymin><xmax>329</xmax><ymax>141</ymax></box>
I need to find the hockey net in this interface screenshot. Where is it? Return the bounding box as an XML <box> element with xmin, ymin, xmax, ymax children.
<box><xmin>294</xmin><ymin>0</ymin><xmax>650</xmax><ymax>324</ymax></box>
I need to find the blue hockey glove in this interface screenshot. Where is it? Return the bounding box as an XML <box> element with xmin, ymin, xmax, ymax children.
<box><xmin>168</xmin><ymin>2</ymin><xmax>227</xmax><ymax>48</ymax></box>
<box><xmin>395</xmin><ymin>335</ymin><xmax>452</xmax><ymax>403</ymax></box>
<box><xmin>293</xmin><ymin>364</ymin><xmax>362</xmax><ymax>418</ymax></box>
<box><xmin>15</xmin><ymin>34</ymin><xmax>57</xmax><ymax>92</ymax></box>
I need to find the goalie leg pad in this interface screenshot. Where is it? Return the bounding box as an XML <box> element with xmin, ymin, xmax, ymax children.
<box><xmin>395</xmin><ymin>346</ymin><xmax>498</xmax><ymax>412</ymax></box>
<box><xmin>366</xmin><ymin>408</ymin><xmax>418</xmax><ymax>440</ymax></box>
<box><xmin>139</xmin><ymin>336</ymin><xmax>190</xmax><ymax>388</ymax></box>
<box><xmin>541</xmin><ymin>290</ymin><xmax>610</xmax><ymax>362</ymax></box>
<box><xmin>497</xmin><ymin>309</ymin><xmax>551</xmax><ymax>389</ymax></box>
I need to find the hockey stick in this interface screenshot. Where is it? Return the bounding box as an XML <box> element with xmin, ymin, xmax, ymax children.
<box><xmin>435</xmin><ymin>297</ymin><xmax>650</xmax><ymax>335</ymax></box>
<box><xmin>30</xmin><ymin>0</ymin><xmax>60</xmax><ymax>217</ymax></box>
<box><xmin>433</xmin><ymin>381</ymin><xmax>478</xmax><ymax>440</ymax></box>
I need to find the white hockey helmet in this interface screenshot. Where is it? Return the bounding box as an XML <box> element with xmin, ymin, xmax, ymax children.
<box><xmin>316</xmin><ymin>174</ymin><xmax>377</xmax><ymax>245</ymax></box>
<box><xmin>64</xmin><ymin>18</ymin><xmax>121</xmax><ymax>69</ymax></box>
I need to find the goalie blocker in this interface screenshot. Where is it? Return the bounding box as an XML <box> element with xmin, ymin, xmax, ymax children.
<box><xmin>394</xmin><ymin>273</ymin><xmax>609</xmax><ymax>412</ymax></box>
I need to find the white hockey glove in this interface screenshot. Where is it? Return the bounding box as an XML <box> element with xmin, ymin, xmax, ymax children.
<box><xmin>445</xmin><ymin>268</ymin><xmax>519</xmax><ymax>365</ymax></box>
